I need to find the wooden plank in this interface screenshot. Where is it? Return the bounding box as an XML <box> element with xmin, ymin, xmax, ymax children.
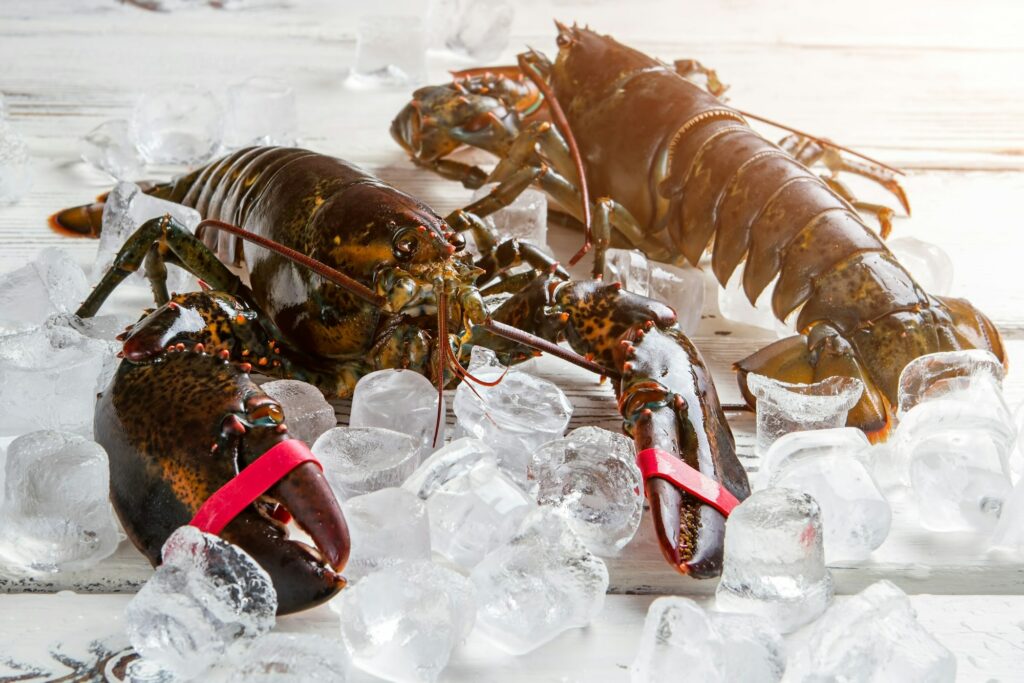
<box><xmin>1</xmin><ymin>592</ymin><xmax>1021</xmax><ymax>681</ymax></box>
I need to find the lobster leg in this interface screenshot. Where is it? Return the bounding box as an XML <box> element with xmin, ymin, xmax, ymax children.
<box><xmin>779</xmin><ymin>133</ymin><xmax>911</xmax><ymax>219</ymax></box>
<box><xmin>412</xmin><ymin>156</ymin><xmax>489</xmax><ymax>190</ymax></box>
<box><xmin>78</xmin><ymin>215</ymin><xmax>249</xmax><ymax>318</ymax></box>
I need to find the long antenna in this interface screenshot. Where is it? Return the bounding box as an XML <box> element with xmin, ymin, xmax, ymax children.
<box><xmin>196</xmin><ymin>219</ymin><xmax>386</xmax><ymax>308</ymax></box>
<box><xmin>733</xmin><ymin>108</ymin><xmax>905</xmax><ymax>176</ymax></box>
<box><xmin>517</xmin><ymin>50</ymin><xmax>593</xmax><ymax>265</ymax></box>
<box><xmin>480</xmin><ymin>319</ymin><xmax>620</xmax><ymax>380</ymax></box>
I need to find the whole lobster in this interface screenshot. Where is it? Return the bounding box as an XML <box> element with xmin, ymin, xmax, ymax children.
<box><xmin>392</xmin><ymin>23</ymin><xmax>1006</xmax><ymax>440</ymax></box>
<box><xmin>53</xmin><ymin>147</ymin><xmax>749</xmax><ymax>611</ymax></box>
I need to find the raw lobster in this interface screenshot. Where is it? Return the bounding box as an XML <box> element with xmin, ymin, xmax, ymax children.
<box><xmin>392</xmin><ymin>24</ymin><xmax>1006</xmax><ymax>439</ymax></box>
<box><xmin>54</xmin><ymin>147</ymin><xmax>749</xmax><ymax>604</ymax></box>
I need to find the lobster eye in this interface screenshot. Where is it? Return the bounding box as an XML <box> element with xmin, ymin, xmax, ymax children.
<box><xmin>394</xmin><ymin>232</ymin><xmax>419</xmax><ymax>260</ymax></box>
<box><xmin>448</xmin><ymin>232</ymin><xmax>466</xmax><ymax>252</ymax></box>
<box><xmin>246</xmin><ymin>397</ymin><xmax>284</xmax><ymax>426</ymax></box>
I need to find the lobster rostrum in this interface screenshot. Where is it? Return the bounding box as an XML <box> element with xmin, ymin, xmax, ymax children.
<box><xmin>392</xmin><ymin>23</ymin><xmax>1006</xmax><ymax>440</ymax></box>
<box><xmin>53</xmin><ymin>146</ymin><xmax>749</xmax><ymax>607</ymax></box>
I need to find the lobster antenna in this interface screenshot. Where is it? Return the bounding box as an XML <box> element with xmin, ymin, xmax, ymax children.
<box><xmin>196</xmin><ymin>219</ymin><xmax>387</xmax><ymax>308</ymax></box>
<box><xmin>480</xmin><ymin>319</ymin><xmax>621</xmax><ymax>380</ymax></box>
<box><xmin>516</xmin><ymin>50</ymin><xmax>593</xmax><ymax>265</ymax></box>
<box><xmin>430</xmin><ymin>288</ymin><xmax>511</xmax><ymax>447</ymax></box>
<box><xmin>733</xmin><ymin>108</ymin><xmax>906</xmax><ymax>176</ymax></box>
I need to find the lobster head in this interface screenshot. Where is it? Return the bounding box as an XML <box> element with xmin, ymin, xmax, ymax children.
<box><xmin>95</xmin><ymin>343</ymin><xmax>350</xmax><ymax>614</ymax></box>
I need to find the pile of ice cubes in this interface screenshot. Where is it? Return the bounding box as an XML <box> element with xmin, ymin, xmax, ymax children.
<box><xmin>747</xmin><ymin>347</ymin><xmax>1023</xmax><ymax>549</ymax></box>
<box><xmin>626</xmin><ymin>486</ymin><xmax>953</xmax><ymax>681</ymax></box>
<box><xmin>262</xmin><ymin>366</ymin><xmax>636</xmax><ymax>681</ymax></box>
<box><xmin>79</xmin><ymin>77</ymin><xmax>297</xmax><ymax>179</ymax></box>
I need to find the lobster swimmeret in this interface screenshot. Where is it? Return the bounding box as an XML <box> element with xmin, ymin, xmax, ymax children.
<box><xmin>392</xmin><ymin>23</ymin><xmax>1006</xmax><ymax>439</ymax></box>
<box><xmin>54</xmin><ymin>147</ymin><xmax>750</xmax><ymax>612</ymax></box>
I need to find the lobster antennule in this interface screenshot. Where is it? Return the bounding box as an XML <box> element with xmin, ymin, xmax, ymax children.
<box><xmin>195</xmin><ymin>219</ymin><xmax>387</xmax><ymax>308</ymax></box>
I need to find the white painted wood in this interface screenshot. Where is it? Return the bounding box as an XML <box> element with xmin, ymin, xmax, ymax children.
<box><xmin>1</xmin><ymin>0</ymin><xmax>1023</xmax><ymax>676</ymax></box>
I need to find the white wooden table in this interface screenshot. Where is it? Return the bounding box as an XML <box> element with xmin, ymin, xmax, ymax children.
<box><xmin>1</xmin><ymin>0</ymin><xmax>1023</xmax><ymax>680</ymax></box>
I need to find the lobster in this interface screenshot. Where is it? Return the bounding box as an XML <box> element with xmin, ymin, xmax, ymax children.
<box><xmin>52</xmin><ymin>146</ymin><xmax>750</xmax><ymax>609</ymax></box>
<box><xmin>391</xmin><ymin>23</ymin><xmax>1007</xmax><ymax>441</ymax></box>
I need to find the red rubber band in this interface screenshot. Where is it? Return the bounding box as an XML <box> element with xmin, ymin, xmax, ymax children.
<box><xmin>190</xmin><ymin>439</ymin><xmax>321</xmax><ymax>535</ymax></box>
<box><xmin>636</xmin><ymin>448</ymin><xmax>740</xmax><ymax>516</ymax></box>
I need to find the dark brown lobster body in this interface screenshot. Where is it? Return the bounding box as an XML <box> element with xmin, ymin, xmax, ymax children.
<box><xmin>392</xmin><ymin>25</ymin><xmax>1006</xmax><ymax>439</ymax></box>
<box><xmin>57</xmin><ymin>146</ymin><xmax>749</xmax><ymax>605</ymax></box>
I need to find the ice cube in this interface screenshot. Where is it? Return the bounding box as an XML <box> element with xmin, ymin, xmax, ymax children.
<box><xmin>259</xmin><ymin>379</ymin><xmax>335</xmax><ymax>446</ymax></box>
<box><xmin>131</xmin><ymin>86</ymin><xmax>223</xmax><ymax>165</ymax></box>
<box><xmin>710</xmin><ymin>611</ymin><xmax>787</xmax><ymax>683</ymax></box>
<box><xmin>629</xmin><ymin>597</ymin><xmax>785</xmax><ymax>683</ymax></box>
<box><xmin>470</xmin><ymin>507</ymin><xmax>609</xmax><ymax>654</ymax></box>
<box><xmin>715</xmin><ymin>487</ymin><xmax>833</xmax><ymax>633</ymax></box>
<box><xmin>603</xmin><ymin>248</ymin><xmax>650</xmax><ymax>296</ymax></box>
<box><xmin>0</xmin><ymin>319</ymin><xmax>118</xmax><ymax>436</ymax></box>
<box><xmin>747</xmin><ymin>373</ymin><xmax>864</xmax><ymax>455</ymax></box>
<box><xmin>342</xmin><ymin>487</ymin><xmax>431</xmax><ymax>581</ymax></box>
<box><xmin>94</xmin><ymin>181</ymin><xmax>201</xmax><ymax>295</ymax></box>
<box><xmin>895</xmin><ymin>390</ymin><xmax>1015</xmax><ymax>532</ymax></box>
<box><xmin>402</xmin><ymin>436</ymin><xmax>497</xmax><ymax>499</ymax></box>
<box><xmin>0</xmin><ymin>247</ymin><xmax>90</xmax><ymax>333</ymax></box>
<box><xmin>787</xmin><ymin>580</ymin><xmax>956</xmax><ymax>682</ymax></box>
<box><xmin>125</xmin><ymin>526</ymin><xmax>277</xmax><ymax>680</ymax></box>
<box><xmin>888</xmin><ymin>236</ymin><xmax>955</xmax><ymax>297</ymax></box>
<box><xmin>629</xmin><ymin>597</ymin><xmax>724</xmax><ymax>681</ymax></box>
<box><xmin>333</xmin><ymin>559</ymin><xmax>475</xmax><ymax>683</ymax></box>
<box><xmin>528</xmin><ymin>426</ymin><xmax>642</xmax><ymax>557</ymax></box>
<box><xmin>650</xmin><ymin>262</ymin><xmax>705</xmax><ymax>335</ymax></box>
<box><xmin>429</xmin><ymin>0</ymin><xmax>514</xmax><ymax>61</ymax></box>
<box><xmin>0</xmin><ymin>121</ymin><xmax>32</xmax><ymax>205</ymax></box>
<box><xmin>717</xmin><ymin>269</ymin><xmax>790</xmax><ymax>337</ymax></box>
<box><xmin>225</xmin><ymin>633</ymin><xmax>352</xmax><ymax>682</ymax></box>
<box><xmin>223</xmin><ymin>78</ymin><xmax>298</xmax><ymax>149</ymax></box>
<box><xmin>896</xmin><ymin>349</ymin><xmax>1009</xmax><ymax>419</ymax></box>
<box><xmin>350</xmin><ymin>369</ymin><xmax>445</xmax><ymax>457</ymax></box>
<box><xmin>899</xmin><ymin>406</ymin><xmax>1011</xmax><ymax>532</ymax></box>
<box><xmin>0</xmin><ymin>430</ymin><xmax>121</xmax><ymax>575</ymax></box>
<box><xmin>123</xmin><ymin>658</ymin><xmax>178</xmax><ymax>682</ymax></box>
<box><xmin>452</xmin><ymin>349</ymin><xmax>572</xmax><ymax>485</ymax></box>
<box><xmin>990</xmin><ymin>471</ymin><xmax>1024</xmax><ymax>551</ymax></box>
<box><xmin>79</xmin><ymin>119</ymin><xmax>146</xmax><ymax>181</ymax></box>
<box><xmin>312</xmin><ymin>427</ymin><xmax>419</xmax><ymax>500</ymax></box>
<box><xmin>471</xmin><ymin>184</ymin><xmax>548</xmax><ymax>251</ymax></box>
<box><xmin>348</xmin><ymin>16</ymin><xmax>428</xmax><ymax>88</ymax></box>
<box><xmin>415</xmin><ymin>448</ymin><xmax>532</xmax><ymax>573</ymax></box>
<box><xmin>763</xmin><ymin>429</ymin><xmax>891</xmax><ymax>562</ymax></box>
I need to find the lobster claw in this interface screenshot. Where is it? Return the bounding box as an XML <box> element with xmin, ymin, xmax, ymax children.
<box><xmin>96</xmin><ymin>349</ymin><xmax>350</xmax><ymax>615</ymax></box>
<box><xmin>220</xmin><ymin>458</ymin><xmax>349</xmax><ymax>614</ymax></box>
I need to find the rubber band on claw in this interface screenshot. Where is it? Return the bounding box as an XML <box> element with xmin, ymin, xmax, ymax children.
<box><xmin>190</xmin><ymin>440</ymin><xmax>322</xmax><ymax>535</ymax></box>
<box><xmin>636</xmin><ymin>448</ymin><xmax>740</xmax><ymax>517</ymax></box>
